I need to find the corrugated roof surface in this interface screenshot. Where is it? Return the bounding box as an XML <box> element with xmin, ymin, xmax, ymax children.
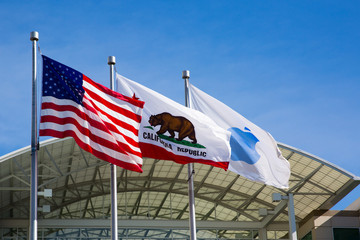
<box><xmin>0</xmin><ymin>138</ymin><xmax>359</xmax><ymax>239</ymax></box>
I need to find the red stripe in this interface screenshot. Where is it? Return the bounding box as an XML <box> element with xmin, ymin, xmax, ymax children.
<box><xmin>40</xmin><ymin>114</ymin><xmax>142</xmax><ymax>158</ymax></box>
<box><xmin>84</xmin><ymin>75</ymin><xmax>145</xmax><ymax>108</ymax></box>
<box><xmin>41</xmin><ymin>101</ymin><xmax>141</xmax><ymax>150</ymax></box>
<box><xmin>84</xmin><ymin>87</ymin><xmax>142</xmax><ymax>124</ymax></box>
<box><xmin>139</xmin><ymin>142</ymin><xmax>229</xmax><ymax>170</ymax></box>
<box><xmin>39</xmin><ymin>129</ymin><xmax>143</xmax><ymax>173</ymax></box>
<box><xmin>83</xmin><ymin>96</ymin><xmax>140</xmax><ymax>136</ymax></box>
<box><xmin>40</xmin><ymin>103</ymin><xmax>142</xmax><ymax>158</ymax></box>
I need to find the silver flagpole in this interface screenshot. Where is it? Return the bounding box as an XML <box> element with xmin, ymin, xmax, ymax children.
<box><xmin>108</xmin><ymin>56</ymin><xmax>118</xmax><ymax>240</ymax></box>
<box><xmin>288</xmin><ymin>193</ymin><xmax>298</xmax><ymax>240</ymax></box>
<box><xmin>182</xmin><ymin>70</ymin><xmax>197</xmax><ymax>240</ymax></box>
<box><xmin>30</xmin><ymin>31</ymin><xmax>39</xmax><ymax>240</ymax></box>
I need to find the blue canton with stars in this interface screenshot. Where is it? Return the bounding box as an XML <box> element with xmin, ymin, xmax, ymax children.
<box><xmin>42</xmin><ymin>55</ymin><xmax>85</xmax><ymax>105</ymax></box>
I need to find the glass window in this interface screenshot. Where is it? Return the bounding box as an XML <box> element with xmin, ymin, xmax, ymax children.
<box><xmin>333</xmin><ymin>228</ymin><xmax>360</xmax><ymax>240</ymax></box>
<box><xmin>301</xmin><ymin>231</ymin><xmax>312</xmax><ymax>240</ymax></box>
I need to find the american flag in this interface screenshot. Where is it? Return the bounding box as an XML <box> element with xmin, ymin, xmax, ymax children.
<box><xmin>39</xmin><ymin>55</ymin><xmax>145</xmax><ymax>172</ymax></box>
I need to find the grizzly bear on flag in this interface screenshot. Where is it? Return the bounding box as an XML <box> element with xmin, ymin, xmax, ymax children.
<box><xmin>149</xmin><ymin>112</ymin><xmax>197</xmax><ymax>144</ymax></box>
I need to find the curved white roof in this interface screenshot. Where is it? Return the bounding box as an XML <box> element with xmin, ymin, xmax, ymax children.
<box><xmin>0</xmin><ymin>138</ymin><xmax>359</xmax><ymax>239</ymax></box>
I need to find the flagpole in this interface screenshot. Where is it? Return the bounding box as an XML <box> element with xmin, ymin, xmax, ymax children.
<box><xmin>182</xmin><ymin>70</ymin><xmax>197</xmax><ymax>240</ymax></box>
<box><xmin>288</xmin><ymin>193</ymin><xmax>298</xmax><ymax>240</ymax></box>
<box><xmin>30</xmin><ymin>31</ymin><xmax>39</xmax><ymax>240</ymax></box>
<box><xmin>108</xmin><ymin>56</ymin><xmax>118</xmax><ymax>240</ymax></box>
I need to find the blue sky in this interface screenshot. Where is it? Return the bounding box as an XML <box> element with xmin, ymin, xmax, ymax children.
<box><xmin>0</xmin><ymin>1</ymin><xmax>359</xmax><ymax>210</ymax></box>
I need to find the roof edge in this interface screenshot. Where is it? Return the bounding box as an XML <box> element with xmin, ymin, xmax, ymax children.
<box><xmin>277</xmin><ymin>142</ymin><xmax>360</xmax><ymax>180</ymax></box>
<box><xmin>1</xmin><ymin>138</ymin><xmax>359</xmax><ymax>182</ymax></box>
<box><xmin>0</xmin><ymin>137</ymin><xmax>71</xmax><ymax>163</ymax></box>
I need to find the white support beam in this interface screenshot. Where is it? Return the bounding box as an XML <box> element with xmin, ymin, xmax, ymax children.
<box><xmin>0</xmin><ymin>219</ymin><xmax>290</xmax><ymax>231</ymax></box>
<box><xmin>260</xmin><ymin>199</ymin><xmax>288</xmax><ymax>228</ymax></box>
<box><xmin>259</xmin><ymin>228</ymin><xmax>267</xmax><ymax>240</ymax></box>
<box><xmin>288</xmin><ymin>193</ymin><xmax>298</xmax><ymax>240</ymax></box>
<box><xmin>0</xmin><ymin>187</ymin><xmax>29</xmax><ymax>191</ymax></box>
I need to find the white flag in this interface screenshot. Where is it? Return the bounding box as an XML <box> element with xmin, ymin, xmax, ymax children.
<box><xmin>189</xmin><ymin>84</ymin><xmax>290</xmax><ymax>189</ymax></box>
<box><xmin>116</xmin><ymin>73</ymin><xmax>231</xmax><ymax>170</ymax></box>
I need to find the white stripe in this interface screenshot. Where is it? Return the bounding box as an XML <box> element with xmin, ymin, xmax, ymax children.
<box><xmin>40</xmin><ymin>107</ymin><xmax>141</xmax><ymax>154</ymax></box>
<box><xmin>84</xmin><ymin>78</ymin><xmax>142</xmax><ymax>112</ymax></box>
<box><xmin>42</xmin><ymin>96</ymin><xmax>140</xmax><ymax>144</ymax></box>
<box><xmin>82</xmin><ymin>96</ymin><xmax>140</xmax><ymax>138</ymax></box>
<box><xmin>42</xmin><ymin>96</ymin><xmax>79</xmax><ymax>108</ymax></box>
<box><xmin>83</xmin><ymin>80</ymin><xmax>142</xmax><ymax>116</ymax></box>
<box><xmin>83</xmin><ymin>91</ymin><xmax>141</xmax><ymax>128</ymax></box>
<box><xmin>40</xmin><ymin>121</ymin><xmax>142</xmax><ymax>165</ymax></box>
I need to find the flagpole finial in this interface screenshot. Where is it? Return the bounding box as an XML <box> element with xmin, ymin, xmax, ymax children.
<box><xmin>182</xmin><ymin>70</ymin><xmax>190</xmax><ymax>79</ymax></box>
<box><xmin>108</xmin><ymin>56</ymin><xmax>116</xmax><ymax>65</ymax></box>
<box><xmin>30</xmin><ymin>31</ymin><xmax>39</xmax><ymax>41</ymax></box>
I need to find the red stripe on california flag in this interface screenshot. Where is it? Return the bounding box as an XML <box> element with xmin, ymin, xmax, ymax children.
<box><xmin>139</xmin><ymin>142</ymin><xmax>229</xmax><ymax>170</ymax></box>
<box><xmin>84</xmin><ymin>75</ymin><xmax>145</xmax><ymax>109</ymax></box>
<box><xmin>39</xmin><ymin>128</ymin><xmax>143</xmax><ymax>173</ymax></box>
<box><xmin>40</xmin><ymin>103</ymin><xmax>142</xmax><ymax>157</ymax></box>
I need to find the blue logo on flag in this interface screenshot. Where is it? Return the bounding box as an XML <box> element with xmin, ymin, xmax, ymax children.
<box><xmin>228</xmin><ymin>127</ymin><xmax>260</xmax><ymax>164</ymax></box>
